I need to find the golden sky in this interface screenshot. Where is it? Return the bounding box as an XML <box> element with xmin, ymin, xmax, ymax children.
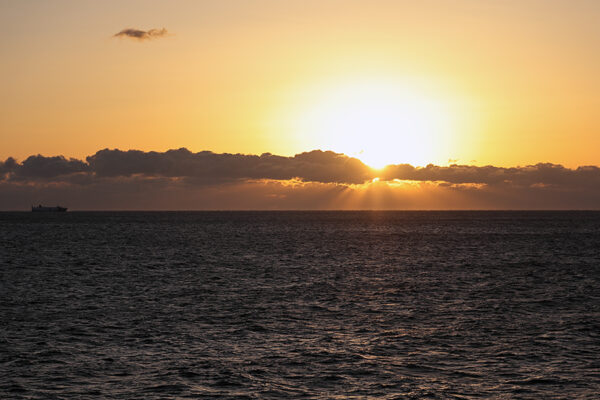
<box><xmin>1</xmin><ymin>0</ymin><xmax>599</xmax><ymax>168</ymax></box>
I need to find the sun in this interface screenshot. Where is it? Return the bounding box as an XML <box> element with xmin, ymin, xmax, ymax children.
<box><xmin>292</xmin><ymin>79</ymin><xmax>456</xmax><ymax>168</ymax></box>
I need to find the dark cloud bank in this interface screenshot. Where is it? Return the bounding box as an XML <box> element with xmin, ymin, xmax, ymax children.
<box><xmin>1</xmin><ymin>148</ymin><xmax>599</xmax><ymax>210</ymax></box>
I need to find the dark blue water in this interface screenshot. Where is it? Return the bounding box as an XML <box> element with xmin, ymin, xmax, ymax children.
<box><xmin>1</xmin><ymin>211</ymin><xmax>599</xmax><ymax>398</ymax></box>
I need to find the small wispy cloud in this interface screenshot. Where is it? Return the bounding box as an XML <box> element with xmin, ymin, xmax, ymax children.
<box><xmin>113</xmin><ymin>28</ymin><xmax>169</xmax><ymax>41</ymax></box>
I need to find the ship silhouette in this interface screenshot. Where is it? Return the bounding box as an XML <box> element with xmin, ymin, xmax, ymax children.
<box><xmin>31</xmin><ymin>204</ymin><xmax>67</xmax><ymax>212</ymax></box>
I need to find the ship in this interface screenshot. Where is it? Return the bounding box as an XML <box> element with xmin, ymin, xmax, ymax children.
<box><xmin>31</xmin><ymin>205</ymin><xmax>68</xmax><ymax>212</ymax></box>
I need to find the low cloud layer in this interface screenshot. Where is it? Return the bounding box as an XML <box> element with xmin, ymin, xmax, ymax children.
<box><xmin>1</xmin><ymin>148</ymin><xmax>599</xmax><ymax>210</ymax></box>
<box><xmin>85</xmin><ymin>148</ymin><xmax>371</xmax><ymax>184</ymax></box>
<box><xmin>380</xmin><ymin>163</ymin><xmax>600</xmax><ymax>188</ymax></box>
<box><xmin>114</xmin><ymin>28</ymin><xmax>168</xmax><ymax>41</ymax></box>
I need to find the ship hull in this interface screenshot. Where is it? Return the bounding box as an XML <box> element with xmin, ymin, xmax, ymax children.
<box><xmin>32</xmin><ymin>206</ymin><xmax>67</xmax><ymax>212</ymax></box>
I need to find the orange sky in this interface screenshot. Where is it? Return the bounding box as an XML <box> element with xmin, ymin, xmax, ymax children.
<box><xmin>1</xmin><ymin>0</ymin><xmax>600</xmax><ymax>168</ymax></box>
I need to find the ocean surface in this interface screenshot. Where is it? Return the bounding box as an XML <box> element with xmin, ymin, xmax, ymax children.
<box><xmin>1</xmin><ymin>211</ymin><xmax>599</xmax><ymax>399</ymax></box>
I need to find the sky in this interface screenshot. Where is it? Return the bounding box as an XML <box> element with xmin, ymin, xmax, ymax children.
<box><xmin>1</xmin><ymin>0</ymin><xmax>599</xmax><ymax>209</ymax></box>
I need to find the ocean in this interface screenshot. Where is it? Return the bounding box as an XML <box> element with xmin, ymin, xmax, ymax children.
<box><xmin>1</xmin><ymin>211</ymin><xmax>599</xmax><ymax>398</ymax></box>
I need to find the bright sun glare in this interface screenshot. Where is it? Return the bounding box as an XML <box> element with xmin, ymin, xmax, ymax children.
<box><xmin>294</xmin><ymin>80</ymin><xmax>455</xmax><ymax>168</ymax></box>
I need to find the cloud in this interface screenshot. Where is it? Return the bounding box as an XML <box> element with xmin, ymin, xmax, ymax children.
<box><xmin>8</xmin><ymin>155</ymin><xmax>89</xmax><ymax>180</ymax></box>
<box><xmin>113</xmin><ymin>28</ymin><xmax>169</xmax><ymax>41</ymax></box>
<box><xmin>1</xmin><ymin>148</ymin><xmax>600</xmax><ymax>210</ymax></box>
<box><xmin>0</xmin><ymin>157</ymin><xmax>18</xmax><ymax>175</ymax></box>
<box><xmin>379</xmin><ymin>163</ymin><xmax>600</xmax><ymax>188</ymax></box>
<box><xmin>85</xmin><ymin>148</ymin><xmax>372</xmax><ymax>184</ymax></box>
<box><xmin>4</xmin><ymin>149</ymin><xmax>600</xmax><ymax>190</ymax></box>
